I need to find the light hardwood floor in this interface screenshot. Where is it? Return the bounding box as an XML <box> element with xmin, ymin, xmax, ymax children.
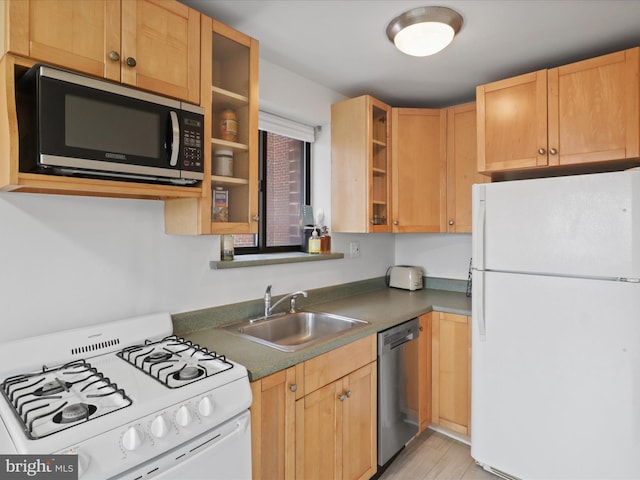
<box><xmin>379</xmin><ymin>429</ymin><xmax>498</xmax><ymax>480</ymax></box>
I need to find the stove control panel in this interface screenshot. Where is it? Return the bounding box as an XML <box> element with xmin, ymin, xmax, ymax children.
<box><xmin>56</xmin><ymin>377</ymin><xmax>251</xmax><ymax>480</ymax></box>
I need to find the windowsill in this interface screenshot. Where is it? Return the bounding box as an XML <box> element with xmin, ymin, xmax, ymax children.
<box><xmin>210</xmin><ymin>252</ymin><xmax>345</xmax><ymax>270</ymax></box>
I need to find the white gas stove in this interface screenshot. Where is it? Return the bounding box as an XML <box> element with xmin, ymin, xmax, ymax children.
<box><xmin>0</xmin><ymin>313</ymin><xmax>252</xmax><ymax>479</ymax></box>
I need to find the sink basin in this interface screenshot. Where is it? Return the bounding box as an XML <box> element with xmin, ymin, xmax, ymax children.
<box><xmin>221</xmin><ymin>311</ymin><xmax>369</xmax><ymax>352</ymax></box>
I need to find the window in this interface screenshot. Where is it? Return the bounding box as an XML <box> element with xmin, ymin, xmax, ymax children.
<box><xmin>235</xmin><ymin>114</ymin><xmax>313</xmax><ymax>254</ymax></box>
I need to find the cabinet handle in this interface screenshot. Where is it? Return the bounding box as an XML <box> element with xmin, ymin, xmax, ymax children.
<box><xmin>393</xmin><ymin>220</ymin><xmax>399</xmax><ymax>226</ymax></box>
<box><xmin>448</xmin><ymin>220</ymin><xmax>454</xmax><ymax>226</ymax></box>
<box><xmin>338</xmin><ymin>393</ymin><xmax>346</xmax><ymax>402</ymax></box>
<box><xmin>419</xmin><ymin>326</ymin><xmax>424</xmax><ymax>332</ymax></box>
<box><xmin>289</xmin><ymin>383</ymin><xmax>297</xmax><ymax>392</ymax></box>
<box><xmin>345</xmin><ymin>390</ymin><xmax>352</xmax><ymax>398</ymax></box>
<box><xmin>252</xmin><ymin>215</ymin><xmax>260</xmax><ymax>222</ymax></box>
<box><xmin>108</xmin><ymin>51</ymin><xmax>120</xmax><ymax>62</ymax></box>
<box><xmin>126</xmin><ymin>57</ymin><xmax>137</xmax><ymax>67</ymax></box>
<box><xmin>537</xmin><ymin>148</ymin><xmax>546</xmax><ymax>155</ymax></box>
<box><xmin>549</xmin><ymin>148</ymin><xmax>558</xmax><ymax>155</ymax></box>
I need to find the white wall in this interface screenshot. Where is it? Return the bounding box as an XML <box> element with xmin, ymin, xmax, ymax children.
<box><xmin>0</xmin><ymin>59</ymin><xmax>396</xmax><ymax>342</ymax></box>
<box><xmin>395</xmin><ymin>233</ymin><xmax>472</xmax><ymax>280</ymax></box>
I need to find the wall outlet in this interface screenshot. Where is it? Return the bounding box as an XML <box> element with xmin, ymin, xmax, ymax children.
<box><xmin>349</xmin><ymin>241</ymin><xmax>361</xmax><ymax>258</ymax></box>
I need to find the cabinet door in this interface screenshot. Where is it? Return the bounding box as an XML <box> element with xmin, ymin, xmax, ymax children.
<box><xmin>418</xmin><ymin>313</ymin><xmax>432</xmax><ymax>433</ymax></box>
<box><xmin>477</xmin><ymin>70</ymin><xmax>548</xmax><ymax>172</ymax></box>
<box><xmin>5</xmin><ymin>0</ymin><xmax>121</xmax><ymax>81</ymax></box>
<box><xmin>391</xmin><ymin>108</ymin><xmax>446</xmax><ymax>232</ymax></box>
<box><xmin>331</xmin><ymin>96</ymin><xmax>392</xmax><ymax>233</ymax></box>
<box><xmin>548</xmin><ymin>47</ymin><xmax>640</xmax><ymax>166</ymax></box>
<box><xmin>432</xmin><ymin>312</ymin><xmax>471</xmax><ymax>436</ymax></box>
<box><xmin>445</xmin><ymin>103</ymin><xmax>488</xmax><ymax>233</ymax></box>
<box><xmin>341</xmin><ymin>363</ymin><xmax>377</xmax><ymax>480</ymax></box>
<box><xmin>121</xmin><ymin>0</ymin><xmax>200</xmax><ymax>104</ymax></box>
<box><xmin>296</xmin><ymin>380</ymin><xmax>342</xmax><ymax>480</ymax></box>
<box><xmin>250</xmin><ymin>366</ymin><xmax>298</xmax><ymax>480</ymax></box>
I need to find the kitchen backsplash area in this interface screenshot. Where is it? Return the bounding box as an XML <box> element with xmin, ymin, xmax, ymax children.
<box><xmin>395</xmin><ymin>233</ymin><xmax>472</xmax><ymax>281</ymax></box>
<box><xmin>0</xmin><ymin>190</ymin><xmax>397</xmax><ymax>342</ymax></box>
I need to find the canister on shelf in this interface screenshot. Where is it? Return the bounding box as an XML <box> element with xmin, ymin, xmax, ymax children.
<box><xmin>220</xmin><ymin>109</ymin><xmax>238</xmax><ymax>142</ymax></box>
<box><xmin>212</xmin><ymin>187</ymin><xmax>229</xmax><ymax>222</ymax></box>
<box><xmin>213</xmin><ymin>149</ymin><xmax>234</xmax><ymax>177</ymax></box>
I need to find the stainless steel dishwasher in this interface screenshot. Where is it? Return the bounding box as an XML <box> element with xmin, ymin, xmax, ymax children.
<box><xmin>377</xmin><ymin>317</ymin><xmax>420</xmax><ymax>467</ymax></box>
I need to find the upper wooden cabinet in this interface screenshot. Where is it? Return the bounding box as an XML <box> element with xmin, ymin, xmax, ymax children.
<box><xmin>164</xmin><ymin>17</ymin><xmax>259</xmax><ymax>235</ymax></box>
<box><xmin>477</xmin><ymin>47</ymin><xmax>640</xmax><ymax>175</ymax></box>
<box><xmin>121</xmin><ymin>0</ymin><xmax>200</xmax><ymax>104</ymax></box>
<box><xmin>331</xmin><ymin>95</ymin><xmax>392</xmax><ymax>233</ymax></box>
<box><xmin>391</xmin><ymin>108</ymin><xmax>446</xmax><ymax>233</ymax></box>
<box><xmin>333</xmin><ymin>98</ymin><xmax>483</xmax><ymax>234</ymax></box>
<box><xmin>444</xmin><ymin>103</ymin><xmax>487</xmax><ymax>233</ymax></box>
<box><xmin>3</xmin><ymin>0</ymin><xmax>201</xmax><ymax>104</ymax></box>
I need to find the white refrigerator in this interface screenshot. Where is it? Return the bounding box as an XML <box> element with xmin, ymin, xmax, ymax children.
<box><xmin>471</xmin><ymin>170</ymin><xmax>640</xmax><ymax>480</ymax></box>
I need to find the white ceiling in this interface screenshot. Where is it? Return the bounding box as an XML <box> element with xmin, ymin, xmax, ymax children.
<box><xmin>180</xmin><ymin>0</ymin><xmax>640</xmax><ymax>108</ymax></box>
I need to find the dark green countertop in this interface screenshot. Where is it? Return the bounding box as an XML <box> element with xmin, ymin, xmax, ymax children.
<box><xmin>181</xmin><ymin>286</ymin><xmax>471</xmax><ymax>382</ymax></box>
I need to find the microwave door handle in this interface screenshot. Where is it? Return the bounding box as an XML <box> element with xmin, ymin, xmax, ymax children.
<box><xmin>169</xmin><ymin>111</ymin><xmax>180</xmax><ymax>167</ymax></box>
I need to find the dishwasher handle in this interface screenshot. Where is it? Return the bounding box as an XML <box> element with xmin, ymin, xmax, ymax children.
<box><xmin>378</xmin><ymin>318</ymin><xmax>420</xmax><ymax>355</ymax></box>
<box><xmin>389</xmin><ymin>332</ymin><xmax>416</xmax><ymax>350</ymax></box>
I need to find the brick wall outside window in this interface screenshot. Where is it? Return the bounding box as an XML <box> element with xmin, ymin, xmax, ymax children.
<box><xmin>266</xmin><ymin>133</ymin><xmax>303</xmax><ymax>246</ymax></box>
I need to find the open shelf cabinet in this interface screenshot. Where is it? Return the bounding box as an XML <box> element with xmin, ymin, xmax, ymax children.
<box><xmin>165</xmin><ymin>17</ymin><xmax>259</xmax><ymax>234</ymax></box>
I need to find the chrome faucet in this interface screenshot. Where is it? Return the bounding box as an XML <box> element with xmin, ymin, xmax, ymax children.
<box><xmin>264</xmin><ymin>284</ymin><xmax>272</xmax><ymax>317</ymax></box>
<box><xmin>263</xmin><ymin>284</ymin><xmax>308</xmax><ymax>317</ymax></box>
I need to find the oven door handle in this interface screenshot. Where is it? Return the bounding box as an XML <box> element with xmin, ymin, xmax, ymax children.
<box><xmin>169</xmin><ymin>110</ymin><xmax>180</xmax><ymax>167</ymax></box>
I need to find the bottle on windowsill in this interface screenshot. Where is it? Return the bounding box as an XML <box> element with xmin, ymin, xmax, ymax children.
<box><xmin>308</xmin><ymin>228</ymin><xmax>321</xmax><ymax>254</ymax></box>
<box><xmin>320</xmin><ymin>226</ymin><xmax>331</xmax><ymax>253</ymax></box>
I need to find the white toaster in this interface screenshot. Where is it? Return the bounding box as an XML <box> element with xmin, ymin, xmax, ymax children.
<box><xmin>387</xmin><ymin>266</ymin><xmax>424</xmax><ymax>291</ymax></box>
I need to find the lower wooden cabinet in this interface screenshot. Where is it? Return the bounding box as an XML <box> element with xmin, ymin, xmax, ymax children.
<box><xmin>418</xmin><ymin>313</ymin><xmax>432</xmax><ymax>433</ymax></box>
<box><xmin>431</xmin><ymin>312</ymin><xmax>471</xmax><ymax>436</ymax></box>
<box><xmin>296</xmin><ymin>362</ymin><xmax>376</xmax><ymax>480</ymax></box>
<box><xmin>249</xmin><ymin>365</ymin><xmax>301</xmax><ymax>480</ymax></box>
<box><xmin>250</xmin><ymin>335</ymin><xmax>377</xmax><ymax>480</ymax></box>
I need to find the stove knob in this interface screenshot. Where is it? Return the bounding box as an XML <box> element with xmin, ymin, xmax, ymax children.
<box><xmin>198</xmin><ymin>396</ymin><xmax>214</xmax><ymax>417</ymax></box>
<box><xmin>175</xmin><ymin>405</ymin><xmax>193</xmax><ymax>427</ymax></box>
<box><xmin>150</xmin><ymin>414</ymin><xmax>170</xmax><ymax>438</ymax></box>
<box><xmin>122</xmin><ymin>425</ymin><xmax>144</xmax><ymax>451</ymax></box>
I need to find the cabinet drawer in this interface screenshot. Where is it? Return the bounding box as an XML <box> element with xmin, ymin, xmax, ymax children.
<box><xmin>303</xmin><ymin>335</ymin><xmax>375</xmax><ymax>395</ymax></box>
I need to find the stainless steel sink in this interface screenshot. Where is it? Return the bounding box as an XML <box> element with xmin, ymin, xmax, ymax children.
<box><xmin>220</xmin><ymin>311</ymin><xmax>369</xmax><ymax>352</ymax></box>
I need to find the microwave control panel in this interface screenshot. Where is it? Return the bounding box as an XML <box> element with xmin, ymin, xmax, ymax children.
<box><xmin>181</xmin><ymin>112</ymin><xmax>204</xmax><ymax>173</ymax></box>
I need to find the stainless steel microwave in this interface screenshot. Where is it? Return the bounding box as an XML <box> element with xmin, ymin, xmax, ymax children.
<box><xmin>16</xmin><ymin>65</ymin><xmax>204</xmax><ymax>185</ymax></box>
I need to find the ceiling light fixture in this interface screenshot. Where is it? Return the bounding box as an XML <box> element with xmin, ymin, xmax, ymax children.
<box><xmin>386</xmin><ymin>6</ymin><xmax>463</xmax><ymax>57</ymax></box>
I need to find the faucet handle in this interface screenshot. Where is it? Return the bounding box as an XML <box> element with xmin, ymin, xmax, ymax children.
<box><xmin>265</xmin><ymin>284</ymin><xmax>272</xmax><ymax>296</ymax></box>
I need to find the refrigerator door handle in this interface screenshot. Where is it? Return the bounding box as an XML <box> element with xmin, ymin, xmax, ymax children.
<box><xmin>474</xmin><ymin>186</ymin><xmax>486</xmax><ymax>270</ymax></box>
<box><xmin>474</xmin><ymin>271</ymin><xmax>486</xmax><ymax>340</ymax></box>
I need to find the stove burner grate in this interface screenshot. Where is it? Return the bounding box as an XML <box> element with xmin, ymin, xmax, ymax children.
<box><xmin>117</xmin><ymin>336</ymin><xmax>233</xmax><ymax>389</ymax></box>
<box><xmin>0</xmin><ymin>360</ymin><xmax>132</xmax><ymax>440</ymax></box>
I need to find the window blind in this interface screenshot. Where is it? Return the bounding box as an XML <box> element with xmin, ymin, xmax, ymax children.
<box><xmin>258</xmin><ymin>111</ymin><xmax>316</xmax><ymax>143</ymax></box>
